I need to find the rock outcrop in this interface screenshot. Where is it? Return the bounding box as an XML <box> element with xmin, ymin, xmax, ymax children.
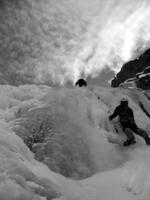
<box><xmin>111</xmin><ymin>49</ymin><xmax>150</xmax><ymax>88</ymax></box>
<box><xmin>118</xmin><ymin>66</ymin><xmax>150</xmax><ymax>90</ymax></box>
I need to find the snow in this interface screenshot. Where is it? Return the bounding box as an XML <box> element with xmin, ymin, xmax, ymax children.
<box><xmin>0</xmin><ymin>84</ymin><xmax>149</xmax><ymax>199</ymax></box>
<box><xmin>139</xmin><ymin>73</ymin><xmax>150</xmax><ymax>78</ymax></box>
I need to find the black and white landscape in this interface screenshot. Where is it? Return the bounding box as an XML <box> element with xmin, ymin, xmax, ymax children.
<box><xmin>0</xmin><ymin>0</ymin><xmax>150</xmax><ymax>200</ymax></box>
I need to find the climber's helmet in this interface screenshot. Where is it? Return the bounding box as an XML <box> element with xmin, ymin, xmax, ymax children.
<box><xmin>120</xmin><ymin>97</ymin><xmax>128</xmax><ymax>106</ymax></box>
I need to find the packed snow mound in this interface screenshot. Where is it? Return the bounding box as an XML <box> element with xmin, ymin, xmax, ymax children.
<box><xmin>0</xmin><ymin>84</ymin><xmax>150</xmax><ymax>199</ymax></box>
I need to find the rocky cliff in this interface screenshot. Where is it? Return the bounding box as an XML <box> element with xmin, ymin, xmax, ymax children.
<box><xmin>111</xmin><ymin>49</ymin><xmax>150</xmax><ymax>88</ymax></box>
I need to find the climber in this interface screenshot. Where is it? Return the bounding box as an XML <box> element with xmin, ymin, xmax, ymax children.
<box><xmin>75</xmin><ymin>79</ymin><xmax>87</xmax><ymax>87</ymax></box>
<box><xmin>109</xmin><ymin>98</ymin><xmax>150</xmax><ymax>146</ymax></box>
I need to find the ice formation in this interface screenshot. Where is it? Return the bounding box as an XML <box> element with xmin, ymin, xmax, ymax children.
<box><xmin>0</xmin><ymin>85</ymin><xmax>149</xmax><ymax>199</ymax></box>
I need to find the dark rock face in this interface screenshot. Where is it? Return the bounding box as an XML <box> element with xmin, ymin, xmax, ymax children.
<box><xmin>117</xmin><ymin>66</ymin><xmax>150</xmax><ymax>90</ymax></box>
<box><xmin>135</xmin><ymin>67</ymin><xmax>150</xmax><ymax>90</ymax></box>
<box><xmin>111</xmin><ymin>49</ymin><xmax>150</xmax><ymax>88</ymax></box>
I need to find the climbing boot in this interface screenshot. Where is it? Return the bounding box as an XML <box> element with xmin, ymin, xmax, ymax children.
<box><xmin>123</xmin><ymin>139</ymin><xmax>136</xmax><ymax>146</ymax></box>
<box><xmin>145</xmin><ymin>137</ymin><xmax>150</xmax><ymax>145</ymax></box>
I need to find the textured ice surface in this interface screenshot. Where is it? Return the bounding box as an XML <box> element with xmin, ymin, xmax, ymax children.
<box><xmin>0</xmin><ymin>85</ymin><xmax>150</xmax><ymax>199</ymax></box>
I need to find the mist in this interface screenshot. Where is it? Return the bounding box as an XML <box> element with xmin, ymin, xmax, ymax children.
<box><xmin>0</xmin><ymin>0</ymin><xmax>150</xmax><ymax>85</ymax></box>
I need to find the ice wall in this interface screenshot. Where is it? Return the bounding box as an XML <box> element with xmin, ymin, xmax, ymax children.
<box><xmin>12</xmin><ymin>86</ymin><xmax>123</xmax><ymax>179</ymax></box>
<box><xmin>1</xmin><ymin>84</ymin><xmax>148</xmax><ymax>180</ymax></box>
<box><xmin>0</xmin><ymin>84</ymin><xmax>150</xmax><ymax>199</ymax></box>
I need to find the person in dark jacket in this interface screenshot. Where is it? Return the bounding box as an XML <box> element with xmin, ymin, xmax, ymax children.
<box><xmin>109</xmin><ymin>98</ymin><xmax>150</xmax><ymax>146</ymax></box>
<box><xmin>75</xmin><ymin>79</ymin><xmax>87</xmax><ymax>87</ymax></box>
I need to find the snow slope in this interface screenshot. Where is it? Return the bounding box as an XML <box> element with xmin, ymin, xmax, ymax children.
<box><xmin>0</xmin><ymin>84</ymin><xmax>150</xmax><ymax>199</ymax></box>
